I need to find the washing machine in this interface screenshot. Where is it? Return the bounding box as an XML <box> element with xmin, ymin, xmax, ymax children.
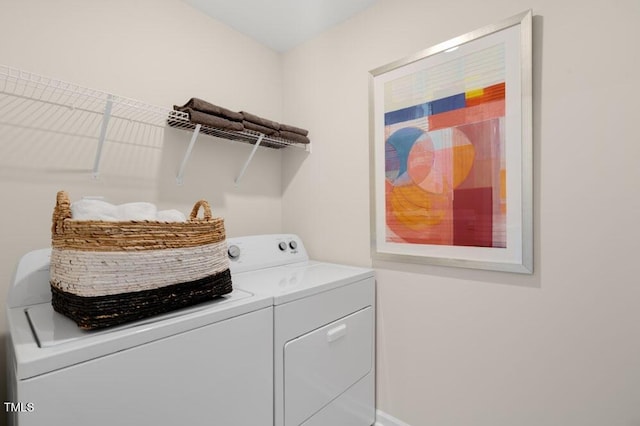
<box><xmin>6</xmin><ymin>249</ymin><xmax>274</xmax><ymax>426</ymax></box>
<box><xmin>228</xmin><ymin>234</ymin><xmax>376</xmax><ymax>426</ymax></box>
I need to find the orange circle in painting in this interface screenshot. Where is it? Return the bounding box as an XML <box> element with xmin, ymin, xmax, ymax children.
<box><xmin>387</xmin><ymin>184</ymin><xmax>445</xmax><ymax>231</ymax></box>
<box><xmin>451</xmin><ymin>129</ymin><xmax>475</xmax><ymax>188</ymax></box>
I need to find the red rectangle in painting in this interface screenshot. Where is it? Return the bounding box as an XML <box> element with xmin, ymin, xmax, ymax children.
<box><xmin>453</xmin><ymin>187</ymin><xmax>493</xmax><ymax>247</ymax></box>
<box><xmin>429</xmin><ymin>100</ymin><xmax>505</xmax><ymax>131</ymax></box>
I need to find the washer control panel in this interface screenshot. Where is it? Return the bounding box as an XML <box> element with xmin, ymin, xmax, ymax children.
<box><xmin>227</xmin><ymin>244</ymin><xmax>241</xmax><ymax>259</ymax></box>
<box><xmin>226</xmin><ymin>234</ymin><xmax>309</xmax><ymax>273</ymax></box>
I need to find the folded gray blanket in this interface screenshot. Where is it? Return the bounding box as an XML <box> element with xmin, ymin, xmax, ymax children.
<box><xmin>279</xmin><ymin>123</ymin><xmax>309</xmax><ymax>136</ymax></box>
<box><xmin>243</xmin><ymin>120</ymin><xmax>279</xmax><ymax>136</ymax></box>
<box><xmin>278</xmin><ymin>130</ymin><xmax>310</xmax><ymax>144</ymax></box>
<box><xmin>240</xmin><ymin>111</ymin><xmax>280</xmax><ymax>131</ymax></box>
<box><xmin>181</xmin><ymin>108</ymin><xmax>244</xmax><ymax>132</ymax></box>
<box><xmin>177</xmin><ymin>98</ymin><xmax>243</xmax><ymax>122</ymax></box>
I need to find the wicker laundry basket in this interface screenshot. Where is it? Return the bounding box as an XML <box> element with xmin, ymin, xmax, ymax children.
<box><xmin>49</xmin><ymin>191</ymin><xmax>232</xmax><ymax>330</ymax></box>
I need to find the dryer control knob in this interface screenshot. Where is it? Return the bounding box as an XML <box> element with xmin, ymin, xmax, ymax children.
<box><xmin>289</xmin><ymin>240</ymin><xmax>298</xmax><ymax>250</ymax></box>
<box><xmin>228</xmin><ymin>245</ymin><xmax>241</xmax><ymax>259</ymax></box>
<box><xmin>278</xmin><ymin>242</ymin><xmax>288</xmax><ymax>251</ymax></box>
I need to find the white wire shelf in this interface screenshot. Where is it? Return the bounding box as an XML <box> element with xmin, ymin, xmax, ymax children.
<box><xmin>0</xmin><ymin>64</ymin><xmax>310</xmax><ymax>184</ymax></box>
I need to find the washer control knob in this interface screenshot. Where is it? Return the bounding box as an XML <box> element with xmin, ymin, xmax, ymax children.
<box><xmin>227</xmin><ymin>245</ymin><xmax>241</xmax><ymax>259</ymax></box>
<box><xmin>289</xmin><ymin>240</ymin><xmax>298</xmax><ymax>250</ymax></box>
<box><xmin>278</xmin><ymin>242</ymin><xmax>288</xmax><ymax>251</ymax></box>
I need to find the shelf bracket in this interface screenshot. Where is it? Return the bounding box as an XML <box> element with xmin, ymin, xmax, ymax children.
<box><xmin>92</xmin><ymin>94</ymin><xmax>113</xmax><ymax>179</ymax></box>
<box><xmin>176</xmin><ymin>124</ymin><xmax>201</xmax><ymax>185</ymax></box>
<box><xmin>235</xmin><ymin>133</ymin><xmax>264</xmax><ymax>185</ymax></box>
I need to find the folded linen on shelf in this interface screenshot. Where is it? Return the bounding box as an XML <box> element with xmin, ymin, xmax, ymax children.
<box><xmin>243</xmin><ymin>120</ymin><xmax>279</xmax><ymax>136</ymax></box>
<box><xmin>177</xmin><ymin>98</ymin><xmax>243</xmax><ymax>122</ymax></box>
<box><xmin>240</xmin><ymin>111</ymin><xmax>280</xmax><ymax>131</ymax></box>
<box><xmin>279</xmin><ymin>123</ymin><xmax>309</xmax><ymax>136</ymax></box>
<box><xmin>278</xmin><ymin>130</ymin><xmax>311</xmax><ymax>144</ymax></box>
<box><xmin>177</xmin><ymin>107</ymin><xmax>245</xmax><ymax>132</ymax></box>
<box><xmin>170</xmin><ymin>99</ymin><xmax>310</xmax><ymax>146</ymax></box>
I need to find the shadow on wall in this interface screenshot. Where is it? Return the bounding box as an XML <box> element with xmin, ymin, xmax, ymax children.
<box><xmin>0</xmin><ymin>84</ymin><xmax>166</xmax><ymax>187</ymax></box>
<box><xmin>155</xmin><ymin>126</ymin><xmax>306</xmax><ymax>235</ymax></box>
<box><xmin>281</xmin><ymin>141</ymin><xmax>311</xmax><ymax>193</ymax></box>
<box><xmin>156</xmin><ymin>126</ymin><xmax>286</xmax><ymax>207</ymax></box>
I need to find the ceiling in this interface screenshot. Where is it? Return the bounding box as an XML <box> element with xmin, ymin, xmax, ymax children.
<box><xmin>183</xmin><ymin>0</ymin><xmax>379</xmax><ymax>52</ymax></box>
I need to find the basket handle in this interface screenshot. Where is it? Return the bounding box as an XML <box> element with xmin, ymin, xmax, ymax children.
<box><xmin>189</xmin><ymin>200</ymin><xmax>212</xmax><ymax>221</ymax></box>
<box><xmin>52</xmin><ymin>190</ymin><xmax>72</xmax><ymax>235</ymax></box>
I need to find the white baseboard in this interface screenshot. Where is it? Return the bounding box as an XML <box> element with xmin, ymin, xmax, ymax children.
<box><xmin>375</xmin><ymin>409</ymin><xmax>412</xmax><ymax>426</ymax></box>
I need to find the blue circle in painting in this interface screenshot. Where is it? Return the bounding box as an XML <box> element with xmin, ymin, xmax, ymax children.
<box><xmin>385</xmin><ymin>127</ymin><xmax>425</xmax><ymax>185</ymax></box>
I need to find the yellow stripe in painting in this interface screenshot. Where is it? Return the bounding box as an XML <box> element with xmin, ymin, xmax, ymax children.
<box><xmin>465</xmin><ymin>88</ymin><xmax>484</xmax><ymax>99</ymax></box>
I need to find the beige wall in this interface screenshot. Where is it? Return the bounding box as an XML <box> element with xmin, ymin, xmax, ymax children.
<box><xmin>0</xmin><ymin>0</ymin><xmax>286</xmax><ymax>420</ymax></box>
<box><xmin>283</xmin><ymin>0</ymin><xmax>640</xmax><ymax>425</ymax></box>
<box><xmin>2</xmin><ymin>0</ymin><xmax>640</xmax><ymax>425</ymax></box>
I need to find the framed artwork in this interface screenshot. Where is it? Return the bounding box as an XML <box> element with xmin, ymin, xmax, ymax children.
<box><xmin>369</xmin><ymin>10</ymin><xmax>533</xmax><ymax>273</ymax></box>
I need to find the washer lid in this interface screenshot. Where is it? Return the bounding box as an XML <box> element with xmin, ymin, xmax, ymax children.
<box><xmin>9</xmin><ymin>288</ymin><xmax>272</xmax><ymax>380</ymax></box>
<box><xmin>232</xmin><ymin>261</ymin><xmax>374</xmax><ymax>305</ymax></box>
<box><xmin>26</xmin><ymin>289</ymin><xmax>254</xmax><ymax>348</ymax></box>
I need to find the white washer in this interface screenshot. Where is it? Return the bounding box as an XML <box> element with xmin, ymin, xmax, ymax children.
<box><xmin>228</xmin><ymin>234</ymin><xmax>376</xmax><ymax>426</ymax></box>
<box><xmin>6</xmin><ymin>249</ymin><xmax>274</xmax><ymax>426</ymax></box>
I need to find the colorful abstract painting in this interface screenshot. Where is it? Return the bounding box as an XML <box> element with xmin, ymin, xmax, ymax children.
<box><xmin>369</xmin><ymin>10</ymin><xmax>533</xmax><ymax>273</ymax></box>
<box><xmin>383</xmin><ymin>45</ymin><xmax>506</xmax><ymax>248</ymax></box>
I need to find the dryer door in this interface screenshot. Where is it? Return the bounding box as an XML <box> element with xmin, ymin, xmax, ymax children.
<box><xmin>284</xmin><ymin>306</ymin><xmax>373</xmax><ymax>426</ymax></box>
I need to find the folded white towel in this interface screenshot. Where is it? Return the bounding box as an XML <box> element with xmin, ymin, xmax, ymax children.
<box><xmin>157</xmin><ymin>209</ymin><xmax>187</xmax><ymax>223</ymax></box>
<box><xmin>116</xmin><ymin>202</ymin><xmax>157</xmax><ymax>221</ymax></box>
<box><xmin>71</xmin><ymin>198</ymin><xmax>187</xmax><ymax>222</ymax></box>
<box><xmin>71</xmin><ymin>199</ymin><xmax>118</xmax><ymax>221</ymax></box>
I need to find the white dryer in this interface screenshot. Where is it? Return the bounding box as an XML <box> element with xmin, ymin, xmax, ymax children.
<box><xmin>228</xmin><ymin>234</ymin><xmax>376</xmax><ymax>426</ymax></box>
<box><xmin>6</xmin><ymin>249</ymin><xmax>274</xmax><ymax>426</ymax></box>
